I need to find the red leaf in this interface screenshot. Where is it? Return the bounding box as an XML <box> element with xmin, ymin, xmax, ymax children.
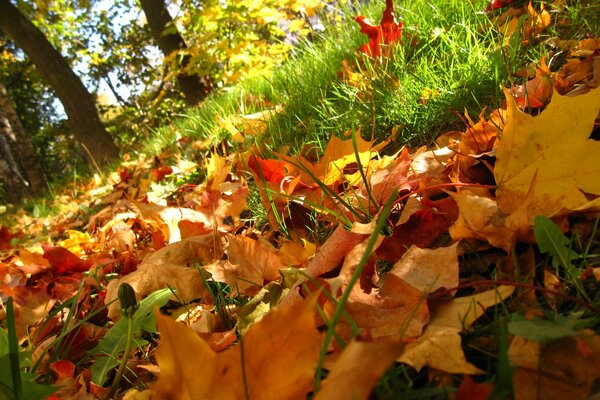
<box><xmin>377</xmin><ymin>197</ymin><xmax>458</xmax><ymax>264</ymax></box>
<box><xmin>355</xmin><ymin>0</ymin><xmax>403</xmax><ymax>57</ymax></box>
<box><xmin>42</xmin><ymin>245</ymin><xmax>92</xmax><ymax>274</ymax></box>
<box><xmin>248</xmin><ymin>155</ymin><xmax>288</xmax><ymax>184</ymax></box>
<box><xmin>153</xmin><ymin>165</ymin><xmax>173</xmax><ymax>182</ymax></box>
<box><xmin>456</xmin><ymin>376</ymin><xmax>493</xmax><ymax>400</ymax></box>
<box><xmin>485</xmin><ymin>0</ymin><xmax>517</xmax><ymax>12</ymax></box>
<box><xmin>0</xmin><ymin>226</ymin><xmax>22</xmax><ymax>250</ymax></box>
<box><xmin>51</xmin><ymin>360</ymin><xmax>75</xmax><ymax>382</ymax></box>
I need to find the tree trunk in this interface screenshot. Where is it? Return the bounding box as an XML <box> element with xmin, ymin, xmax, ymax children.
<box><xmin>0</xmin><ymin>0</ymin><xmax>119</xmax><ymax>165</ymax></box>
<box><xmin>139</xmin><ymin>0</ymin><xmax>211</xmax><ymax>105</ymax></box>
<box><xmin>0</xmin><ymin>122</ymin><xmax>29</xmax><ymax>204</ymax></box>
<box><xmin>0</xmin><ymin>82</ymin><xmax>47</xmax><ymax>195</ymax></box>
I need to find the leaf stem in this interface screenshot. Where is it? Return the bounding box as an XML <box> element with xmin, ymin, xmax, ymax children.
<box><xmin>106</xmin><ymin>315</ymin><xmax>134</xmax><ymax>400</ymax></box>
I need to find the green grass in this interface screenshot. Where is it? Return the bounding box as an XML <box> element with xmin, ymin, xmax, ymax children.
<box><xmin>150</xmin><ymin>0</ymin><xmax>510</xmax><ymax>157</ymax></box>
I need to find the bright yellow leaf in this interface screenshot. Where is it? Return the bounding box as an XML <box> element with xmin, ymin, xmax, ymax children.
<box><xmin>495</xmin><ymin>87</ymin><xmax>600</xmax><ymax>216</ymax></box>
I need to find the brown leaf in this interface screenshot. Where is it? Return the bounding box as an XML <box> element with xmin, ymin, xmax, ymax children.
<box><xmin>389</xmin><ymin>243</ymin><xmax>459</xmax><ymax>294</ymax></box>
<box><xmin>105</xmin><ymin>235</ymin><xmax>218</xmax><ymax>320</ymax></box>
<box><xmin>398</xmin><ymin>286</ymin><xmax>514</xmax><ymax>373</ymax></box>
<box><xmin>205</xmin><ymin>234</ymin><xmax>285</xmax><ymax>295</ymax></box>
<box><xmin>509</xmin><ymin>332</ymin><xmax>600</xmax><ymax>400</ymax></box>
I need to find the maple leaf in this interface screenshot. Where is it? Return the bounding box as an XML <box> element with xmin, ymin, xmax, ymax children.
<box><xmin>376</xmin><ymin>197</ymin><xmax>458</xmax><ymax>264</ymax></box>
<box><xmin>509</xmin><ymin>331</ymin><xmax>600</xmax><ymax>399</ymax></box>
<box><xmin>495</xmin><ymin>86</ymin><xmax>600</xmax><ymax>216</ymax></box>
<box><xmin>355</xmin><ymin>0</ymin><xmax>403</xmax><ymax>58</ymax></box>
<box><xmin>152</xmin><ymin>295</ymin><xmax>321</xmax><ymax>400</ymax></box>
<box><xmin>508</xmin><ymin>60</ymin><xmax>554</xmax><ymax>110</ymax></box>
<box><xmin>334</xmin><ymin>235</ymin><xmax>430</xmax><ymax>340</ymax></box>
<box><xmin>205</xmin><ymin>234</ymin><xmax>286</xmax><ymax>295</ymax></box>
<box><xmin>305</xmin><ymin>224</ymin><xmax>369</xmax><ymax>278</ymax></box>
<box><xmin>497</xmin><ymin>2</ymin><xmax>551</xmax><ymax>45</ymax></box>
<box><xmin>314</xmin><ymin>340</ymin><xmax>403</xmax><ymax>400</ymax></box>
<box><xmin>449</xmin><ymin>186</ymin><xmax>535</xmax><ymax>252</ymax></box>
<box><xmin>389</xmin><ymin>243</ymin><xmax>459</xmax><ymax>294</ymax></box>
<box><xmin>397</xmin><ymin>286</ymin><xmax>514</xmax><ymax>374</ymax></box>
<box><xmin>104</xmin><ymin>236</ymin><xmax>218</xmax><ymax>320</ymax></box>
<box><xmin>152</xmin><ymin>165</ymin><xmax>173</xmax><ymax>182</ymax></box>
<box><xmin>455</xmin><ymin>376</ymin><xmax>493</xmax><ymax>400</ymax></box>
<box><xmin>42</xmin><ymin>245</ymin><xmax>93</xmax><ymax>274</ymax></box>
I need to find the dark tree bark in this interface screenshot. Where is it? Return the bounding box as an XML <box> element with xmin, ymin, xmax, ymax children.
<box><xmin>0</xmin><ymin>0</ymin><xmax>119</xmax><ymax>165</ymax></box>
<box><xmin>139</xmin><ymin>0</ymin><xmax>211</xmax><ymax>105</ymax></box>
<box><xmin>0</xmin><ymin>124</ymin><xmax>29</xmax><ymax>204</ymax></box>
<box><xmin>0</xmin><ymin>82</ymin><xmax>47</xmax><ymax>195</ymax></box>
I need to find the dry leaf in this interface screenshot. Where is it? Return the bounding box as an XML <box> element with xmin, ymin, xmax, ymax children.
<box><xmin>495</xmin><ymin>87</ymin><xmax>600</xmax><ymax>216</ymax></box>
<box><xmin>509</xmin><ymin>332</ymin><xmax>600</xmax><ymax>400</ymax></box>
<box><xmin>314</xmin><ymin>340</ymin><xmax>403</xmax><ymax>400</ymax></box>
<box><xmin>105</xmin><ymin>235</ymin><xmax>218</xmax><ymax>320</ymax></box>
<box><xmin>152</xmin><ymin>295</ymin><xmax>320</xmax><ymax>400</ymax></box>
<box><xmin>398</xmin><ymin>286</ymin><xmax>514</xmax><ymax>373</ymax></box>
<box><xmin>204</xmin><ymin>234</ymin><xmax>285</xmax><ymax>295</ymax></box>
<box><xmin>389</xmin><ymin>243</ymin><xmax>459</xmax><ymax>294</ymax></box>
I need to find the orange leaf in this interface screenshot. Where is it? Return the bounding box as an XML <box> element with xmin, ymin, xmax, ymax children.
<box><xmin>152</xmin><ymin>165</ymin><xmax>173</xmax><ymax>182</ymax></box>
<box><xmin>455</xmin><ymin>376</ymin><xmax>493</xmax><ymax>400</ymax></box>
<box><xmin>315</xmin><ymin>340</ymin><xmax>403</xmax><ymax>400</ymax></box>
<box><xmin>152</xmin><ymin>295</ymin><xmax>320</xmax><ymax>400</ymax></box>
<box><xmin>205</xmin><ymin>234</ymin><xmax>286</xmax><ymax>295</ymax></box>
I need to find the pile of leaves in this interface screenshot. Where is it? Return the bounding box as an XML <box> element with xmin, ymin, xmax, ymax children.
<box><xmin>1</xmin><ymin>0</ymin><xmax>600</xmax><ymax>399</ymax></box>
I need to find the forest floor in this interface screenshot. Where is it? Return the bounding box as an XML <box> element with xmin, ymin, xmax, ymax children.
<box><xmin>1</xmin><ymin>0</ymin><xmax>600</xmax><ymax>399</ymax></box>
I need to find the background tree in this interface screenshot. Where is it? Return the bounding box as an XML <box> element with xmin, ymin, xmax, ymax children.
<box><xmin>0</xmin><ymin>0</ymin><xmax>119</xmax><ymax>165</ymax></box>
<box><xmin>139</xmin><ymin>0</ymin><xmax>212</xmax><ymax>105</ymax></box>
<box><xmin>0</xmin><ymin>123</ymin><xmax>28</xmax><ymax>204</ymax></box>
<box><xmin>0</xmin><ymin>82</ymin><xmax>46</xmax><ymax>195</ymax></box>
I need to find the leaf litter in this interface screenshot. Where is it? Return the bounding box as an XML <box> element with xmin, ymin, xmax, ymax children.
<box><xmin>1</xmin><ymin>1</ymin><xmax>600</xmax><ymax>399</ymax></box>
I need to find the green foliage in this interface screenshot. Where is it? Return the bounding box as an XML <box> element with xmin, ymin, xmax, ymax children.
<box><xmin>0</xmin><ymin>302</ymin><xmax>57</xmax><ymax>400</ymax></box>
<box><xmin>508</xmin><ymin>312</ymin><xmax>593</xmax><ymax>342</ymax></box>
<box><xmin>534</xmin><ymin>216</ymin><xmax>580</xmax><ymax>270</ymax></box>
<box><xmin>89</xmin><ymin>288</ymin><xmax>171</xmax><ymax>386</ymax></box>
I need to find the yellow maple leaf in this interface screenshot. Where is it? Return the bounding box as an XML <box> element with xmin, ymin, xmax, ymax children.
<box><xmin>495</xmin><ymin>86</ymin><xmax>600</xmax><ymax>216</ymax></box>
<box><xmin>152</xmin><ymin>295</ymin><xmax>320</xmax><ymax>400</ymax></box>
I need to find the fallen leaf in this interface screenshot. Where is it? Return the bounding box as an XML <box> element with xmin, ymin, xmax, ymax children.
<box><xmin>0</xmin><ymin>226</ymin><xmax>22</xmax><ymax>250</ymax></box>
<box><xmin>42</xmin><ymin>245</ymin><xmax>93</xmax><ymax>274</ymax></box>
<box><xmin>397</xmin><ymin>286</ymin><xmax>514</xmax><ymax>373</ymax></box>
<box><xmin>485</xmin><ymin>0</ymin><xmax>517</xmax><ymax>12</ymax></box>
<box><xmin>389</xmin><ymin>243</ymin><xmax>459</xmax><ymax>294</ymax></box>
<box><xmin>314</xmin><ymin>340</ymin><xmax>403</xmax><ymax>400</ymax></box>
<box><xmin>509</xmin><ymin>332</ymin><xmax>600</xmax><ymax>400</ymax></box>
<box><xmin>105</xmin><ymin>235</ymin><xmax>218</xmax><ymax>321</ymax></box>
<box><xmin>495</xmin><ymin>87</ymin><xmax>600</xmax><ymax>216</ymax></box>
<box><xmin>204</xmin><ymin>234</ymin><xmax>285</xmax><ymax>295</ymax></box>
<box><xmin>152</xmin><ymin>295</ymin><xmax>321</xmax><ymax>400</ymax></box>
<box><xmin>455</xmin><ymin>375</ymin><xmax>493</xmax><ymax>400</ymax></box>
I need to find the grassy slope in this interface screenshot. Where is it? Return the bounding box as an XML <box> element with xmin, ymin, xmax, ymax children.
<box><xmin>2</xmin><ymin>0</ymin><xmax>600</xmax><ymax>398</ymax></box>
